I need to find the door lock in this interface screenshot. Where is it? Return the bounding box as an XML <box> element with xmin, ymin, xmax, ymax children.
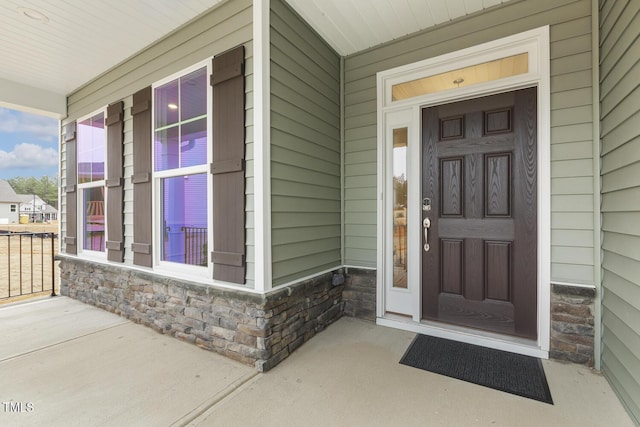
<box><xmin>422</xmin><ymin>197</ymin><xmax>432</xmax><ymax>212</ymax></box>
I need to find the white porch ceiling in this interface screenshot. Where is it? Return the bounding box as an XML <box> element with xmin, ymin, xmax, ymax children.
<box><xmin>285</xmin><ymin>0</ymin><xmax>512</xmax><ymax>56</ymax></box>
<box><xmin>0</xmin><ymin>0</ymin><xmax>510</xmax><ymax>117</ymax></box>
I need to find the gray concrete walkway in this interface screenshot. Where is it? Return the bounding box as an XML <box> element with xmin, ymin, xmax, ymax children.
<box><xmin>0</xmin><ymin>297</ymin><xmax>634</xmax><ymax>427</ymax></box>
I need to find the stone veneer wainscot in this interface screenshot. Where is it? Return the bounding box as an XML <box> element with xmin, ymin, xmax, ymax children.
<box><xmin>59</xmin><ymin>257</ymin><xmax>344</xmax><ymax>371</ymax></box>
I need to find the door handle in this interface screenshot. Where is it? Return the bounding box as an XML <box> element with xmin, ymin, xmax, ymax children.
<box><xmin>423</xmin><ymin>217</ymin><xmax>431</xmax><ymax>252</ymax></box>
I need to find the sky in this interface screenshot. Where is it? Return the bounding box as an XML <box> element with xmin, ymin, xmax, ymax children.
<box><xmin>0</xmin><ymin>107</ymin><xmax>59</xmax><ymax>179</ymax></box>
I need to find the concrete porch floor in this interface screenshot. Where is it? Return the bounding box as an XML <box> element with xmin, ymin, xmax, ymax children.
<box><xmin>0</xmin><ymin>296</ymin><xmax>634</xmax><ymax>427</ymax></box>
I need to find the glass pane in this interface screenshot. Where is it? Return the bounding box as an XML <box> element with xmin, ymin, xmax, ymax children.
<box><xmin>83</xmin><ymin>187</ymin><xmax>105</xmax><ymax>252</ymax></box>
<box><xmin>180</xmin><ymin>118</ymin><xmax>207</xmax><ymax>168</ymax></box>
<box><xmin>77</xmin><ymin>112</ymin><xmax>105</xmax><ymax>184</ymax></box>
<box><xmin>155</xmin><ymin>79</ymin><xmax>179</xmax><ymax>128</ymax></box>
<box><xmin>392</xmin><ymin>53</ymin><xmax>529</xmax><ymax>101</ymax></box>
<box><xmin>181</xmin><ymin>67</ymin><xmax>207</xmax><ymax>121</ymax></box>
<box><xmin>393</xmin><ymin>128</ymin><xmax>408</xmax><ymax>288</ymax></box>
<box><xmin>161</xmin><ymin>174</ymin><xmax>208</xmax><ymax>266</ymax></box>
<box><xmin>154</xmin><ymin>126</ymin><xmax>179</xmax><ymax>171</ymax></box>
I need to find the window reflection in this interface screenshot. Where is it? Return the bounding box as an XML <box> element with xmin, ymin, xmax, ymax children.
<box><xmin>393</xmin><ymin>127</ymin><xmax>408</xmax><ymax>288</ymax></box>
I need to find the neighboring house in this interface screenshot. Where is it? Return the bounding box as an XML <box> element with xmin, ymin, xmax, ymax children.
<box><xmin>17</xmin><ymin>195</ymin><xmax>58</xmax><ymax>222</ymax></box>
<box><xmin>2</xmin><ymin>0</ymin><xmax>639</xmax><ymax>424</ymax></box>
<box><xmin>0</xmin><ymin>180</ymin><xmax>21</xmax><ymax>225</ymax></box>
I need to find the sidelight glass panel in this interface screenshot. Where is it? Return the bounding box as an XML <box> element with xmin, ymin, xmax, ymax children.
<box><xmin>392</xmin><ymin>53</ymin><xmax>528</xmax><ymax>101</ymax></box>
<box><xmin>393</xmin><ymin>127</ymin><xmax>408</xmax><ymax>288</ymax></box>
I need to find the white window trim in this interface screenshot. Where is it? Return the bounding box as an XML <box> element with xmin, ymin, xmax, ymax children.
<box><xmin>76</xmin><ymin>108</ymin><xmax>108</xmax><ymax>260</ymax></box>
<box><xmin>151</xmin><ymin>60</ymin><xmax>212</xmax><ymax>281</ymax></box>
<box><xmin>376</xmin><ymin>26</ymin><xmax>551</xmax><ymax>358</ymax></box>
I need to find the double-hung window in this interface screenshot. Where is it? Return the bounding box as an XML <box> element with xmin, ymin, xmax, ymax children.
<box><xmin>77</xmin><ymin>110</ymin><xmax>106</xmax><ymax>254</ymax></box>
<box><xmin>153</xmin><ymin>64</ymin><xmax>210</xmax><ymax>271</ymax></box>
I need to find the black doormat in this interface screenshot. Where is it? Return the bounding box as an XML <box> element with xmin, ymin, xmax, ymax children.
<box><xmin>400</xmin><ymin>335</ymin><xmax>553</xmax><ymax>404</ymax></box>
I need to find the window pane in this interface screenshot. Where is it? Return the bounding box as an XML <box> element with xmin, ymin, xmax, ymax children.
<box><xmin>161</xmin><ymin>174</ymin><xmax>208</xmax><ymax>266</ymax></box>
<box><xmin>77</xmin><ymin>112</ymin><xmax>105</xmax><ymax>184</ymax></box>
<box><xmin>155</xmin><ymin>80</ymin><xmax>179</xmax><ymax>128</ymax></box>
<box><xmin>83</xmin><ymin>187</ymin><xmax>105</xmax><ymax>252</ymax></box>
<box><xmin>154</xmin><ymin>126</ymin><xmax>179</xmax><ymax>171</ymax></box>
<box><xmin>181</xmin><ymin>67</ymin><xmax>207</xmax><ymax>121</ymax></box>
<box><xmin>393</xmin><ymin>128</ymin><xmax>408</xmax><ymax>288</ymax></box>
<box><xmin>180</xmin><ymin>118</ymin><xmax>207</xmax><ymax>168</ymax></box>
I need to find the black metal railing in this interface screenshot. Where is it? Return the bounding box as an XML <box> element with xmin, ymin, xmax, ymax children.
<box><xmin>0</xmin><ymin>231</ymin><xmax>57</xmax><ymax>300</ymax></box>
<box><xmin>181</xmin><ymin>226</ymin><xmax>208</xmax><ymax>267</ymax></box>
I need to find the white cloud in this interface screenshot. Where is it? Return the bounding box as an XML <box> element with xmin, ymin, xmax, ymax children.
<box><xmin>0</xmin><ymin>143</ymin><xmax>58</xmax><ymax>168</ymax></box>
<box><xmin>0</xmin><ymin>108</ymin><xmax>58</xmax><ymax>142</ymax></box>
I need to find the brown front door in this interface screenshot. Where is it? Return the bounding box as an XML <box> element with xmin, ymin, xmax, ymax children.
<box><xmin>421</xmin><ymin>87</ymin><xmax>537</xmax><ymax>339</ymax></box>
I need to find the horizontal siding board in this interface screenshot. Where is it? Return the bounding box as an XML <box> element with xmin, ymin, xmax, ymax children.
<box><xmin>271</xmin><ymin>64</ymin><xmax>339</xmax><ymax>115</ymax></box>
<box><xmin>553</xmin><ymin>212</ymin><xmax>594</xmax><ymax>229</ymax></box>
<box><xmin>272</xmin><ymin>225</ymin><xmax>340</xmax><ymax>246</ymax></box>
<box><xmin>551</xmin><ymin>177</ymin><xmax>594</xmax><ymax>194</ymax></box>
<box><xmin>551</xmin><ymin>195</ymin><xmax>594</xmax><ymax>212</ymax></box>
<box><xmin>345</xmin><ymin>224</ymin><xmax>377</xmax><ymax>237</ymax></box>
<box><xmin>550</xmin><ymin>70</ymin><xmax>593</xmax><ymax>94</ymax></box>
<box><xmin>551</xmin><ymin>246</ymin><xmax>594</xmax><ymax>265</ymax></box>
<box><xmin>272</xmin><ymin>113</ymin><xmax>340</xmax><ymax>152</ymax></box>
<box><xmin>551</xmin><ymin>159</ymin><xmax>594</xmax><ymax>178</ymax></box>
<box><xmin>603</xmin><ymin>233</ymin><xmax>640</xmax><ymax>261</ymax></box>
<box><xmin>551</xmin><ymin>229</ymin><xmax>594</xmax><ymax>247</ymax></box>
<box><xmin>551</xmin><ymin>105</ymin><xmax>592</xmax><ymax>127</ymax></box>
<box><xmin>272</xmin><ymin>238</ymin><xmax>340</xmax><ymax>263</ymax></box>
<box><xmin>271</xmin><ymin>82</ymin><xmax>339</xmax><ymax>126</ymax></box>
<box><xmin>271</xmin><ymin>129</ymin><xmax>340</xmax><ymax>163</ymax></box>
<box><xmin>550</xmin><ymin>87</ymin><xmax>592</xmax><ymax>109</ymax></box>
<box><xmin>602</xmin><ymin>212</ymin><xmax>640</xmax><ymax>236</ymax></box>
<box><xmin>551</xmin><ymin>263</ymin><xmax>595</xmax><ymax>284</ymax></box>
<box><xmin>272</xmin><ymin>180</ymin><xmax>340</xmax><ymax>200</ymax></box>
<box><xmin>602</xmin><ymin>113</ymin><xmax>640</xmax><ymax>155</ymax></box>
<box><xmin>271</xmin><ymin>145</ymin><xmax>339</xmax><ymax>175</ymax></box>
<box><xmin>272</xmin><ymin>162</ymin><xmax>340</xmax><ymax>188</ymax></box>
<box><xmin>271</xmin><ymin>195</ymin><xmax>340</xmax><ymax>213</ymax></box>
<box><xmin>551</xmin><ymin>141</ymin><xmax>593</xmax><ymax>161</ymax></box>
<box><xmin>601</xmin><ymin>161</ymin><xmax>640</xmax><ymax>192</ymax></box>
<box><xmin>271</xmin><ymin>43</ymin><xmax>339</xmax><ymax>101</ymax></box>
<box><xmin>602</xmin><ymin>187</ymin><xmax>640</xmax><ymax>212</ymax></box>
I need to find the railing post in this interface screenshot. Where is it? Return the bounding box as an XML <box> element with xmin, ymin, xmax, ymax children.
<box><xmin>50</xmin><ymin>232</ymin><xmax>56</xmax><ymax>297</ymax></box>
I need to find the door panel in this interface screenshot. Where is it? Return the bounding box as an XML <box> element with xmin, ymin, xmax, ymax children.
<box><xmin>421</xmin><ymin>88</ymin><xmax>537</xmax><ymax>339</ymax></box>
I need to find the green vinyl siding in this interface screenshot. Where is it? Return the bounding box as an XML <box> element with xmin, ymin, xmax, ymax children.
<box><xmin>600</xmin><ymin>0</ymin><xmax>640</xmax><ymax>423</ymax></box>
<box><xmin>270</xmin><ymin>0</ymin><xmax>341</xmax><ymax>286</ymax></box>
<box><xmin>343</xmin><ymin>0</ymin><xmax>597</xmax><ymax>283</ymax></box>
<box><xmin>61</xmin><ymin>0</ymin><xmax>255</xmax><ymax>286</ymax></box>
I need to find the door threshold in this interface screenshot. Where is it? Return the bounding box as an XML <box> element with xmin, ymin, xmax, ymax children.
<box><xmin>377</xmin><ymin>314</ymin><xmax>547</xmax><ymax>359</ymax></box>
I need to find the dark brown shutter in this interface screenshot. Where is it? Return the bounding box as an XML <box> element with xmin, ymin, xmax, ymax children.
<box><xmin>131</xmin><ymin>87</ymin><xmax>153</xmax><ymax>267</ymax></box>
<box><xmin>63</xmin><ymin>122</ymin><xmax>77</xmax><ymax>255</ymax></box>
<box><xmin>105</xmin><ymin>101</ymin><xmax>125</xmax><ymax>262</ymax></box>
<box><xmin>211</xmin><ymin>46</ymin><xmax>246</xmax><ymax>284</ymax></box>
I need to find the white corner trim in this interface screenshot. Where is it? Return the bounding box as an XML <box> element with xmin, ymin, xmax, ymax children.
<box><xmin>253</xmin><ymin>0</ymin><xmax>272</xmax><ymax>292</ymax></box>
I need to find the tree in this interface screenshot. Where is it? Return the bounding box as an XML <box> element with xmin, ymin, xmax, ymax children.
<box><xmin>7</xmin><ymin>175</ymin><xmax>58</xmax><ymax>207</ymax></box>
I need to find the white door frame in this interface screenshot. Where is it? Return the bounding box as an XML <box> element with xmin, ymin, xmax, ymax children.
<box><xmin>376</xmin><ymin>27</ymin><xmax>551</xmax><ymax>358</ymax></box>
